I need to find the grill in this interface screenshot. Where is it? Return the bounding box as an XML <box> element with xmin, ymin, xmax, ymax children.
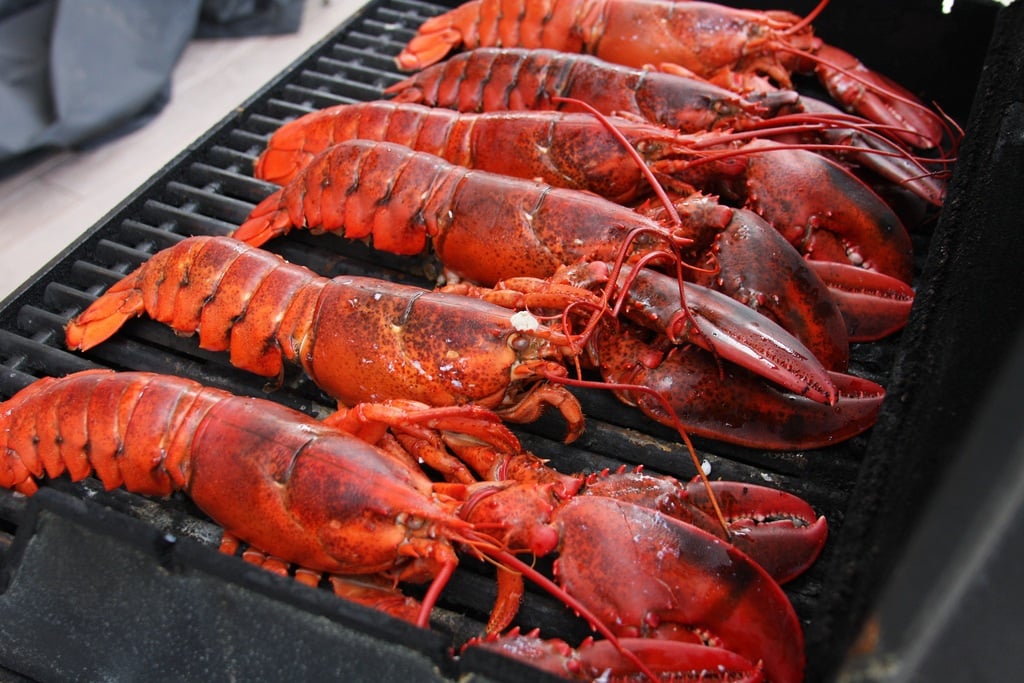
<box><xmin>1</xmin><ymin>1</ymin><xmax>1020</xmax><ymax>680</ymax></box>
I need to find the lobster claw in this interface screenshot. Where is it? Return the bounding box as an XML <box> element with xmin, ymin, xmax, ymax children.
<box><xmin>552</xmin><ymin>496</ymin><xmax>804</xmax><ymax>683</ymax></box>
<box><xmin>807</xmin><ymin>260</ymin><xmax>916</xmax><ymax>342</ymax></box>
<box><xmin>814</xmin><ymin>44</ymin><xmax>947</xmax><ymax>151</ymax></box>
<box><xmin>591</xmin><ymin>325</ymin><xmax>884</xmax><ymax>450</ymax></box>
<box><xmin>565</xmin><ymin>262</ymin><xmax>839</xmax><ymax>405</ymax></box>
<box><xmin>738</xmin><ymin>140</ymin><xmax>915</xmax><ymax>284</ymax></box>
<box><xmin>467</xmin><ymin>628</ymin><xmax>764</xmax><ymax>682</ymax></box>
<box><xmin>671</xmin><ymin>279</ymin><xmax>838</xmax><ymax>405</ymax></box>
<box><xmin>681</xmin><ymin>479</ymin><xmax>829</xmax><ymax>585</ymax></box>
<box><xmin>697</xmin><ymin>205</ymin><xmax>851</xmax><ymax>370</ymax></box>
<box><xmin>581</xmin><ymin>471</ymin><xmax>828</xmax><ymax>585</ymax></box>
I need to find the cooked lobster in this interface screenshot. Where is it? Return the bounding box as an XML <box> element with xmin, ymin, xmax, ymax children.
<box><xmin>62</xmin><ymin>235</ymin><xmax>845</xmax><ymax>445</ymax></box>
<box><xmin>63</xmin><ymin>235</ymin><xmax>587</xmax><ymax>440</ymax></box>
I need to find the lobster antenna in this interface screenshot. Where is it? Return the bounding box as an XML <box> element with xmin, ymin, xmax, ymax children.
<box><xmin>551</xmin><ymin>96</ymin><xmax>682</xmax><ymax>227</ymax></box>
<box><xmin>782</xmin><ymin>0</ymin><xmax>830</xmax><ymax>36</ymax></box>
<box><xmin>543</xmin><ymin>371</ymin><xmax>731</xmax><ymax>539</ymax></box>
<box><xmin>694</xmin><ymin>120</ymin><xmax>942</xmax><ymax>161</ymax></box>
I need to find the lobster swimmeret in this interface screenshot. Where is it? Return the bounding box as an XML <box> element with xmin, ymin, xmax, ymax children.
<box><xmin>0</xmin><ymin>369</ymin><xmax>819</xmax><ymax>681</ymax></box>
<box><xmin>395</xmin><ymin>0</ymin><xmax>951</xmax><ymax>150</ymax></box>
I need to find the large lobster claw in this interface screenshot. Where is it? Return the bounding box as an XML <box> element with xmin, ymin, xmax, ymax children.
<box><xmin>581</xmin><ymin>471</ymin><xmax>828</xmax><ymax>585</ymax></box>
<box><xmin>741</xmin><ymin>140</ymin><xmax>914</xmax><ymax>283</ymax></box>
<box><xmin>552</xmin><ymin>496</ymin><xmax>805</xmax><ymax>683</ymax></box>
<box><xmin>591</xmin><ymin>325</ymin><xmax>884</xmax><ymax>450</ymax></box>
<box><xmin>467</xmin><ymin>628</ymin><xmax>764</xmax><ymax>682</ymax></box>
<box><xmin>562</xmin><ymin>262</ymin><xmax>839</xmax><ymax>405</ymax></box>
<box><xmin>696</xmin><ymin>206</ymin><xmax>851</xmax><ymax>369</ymax></box>
<box><xmin>807</xmin><ymin>261</ymin><xmax>915</xmax><ymax>342</ymax></box>
<box><xmin>680</xmin><ymin>479</ymin><xmax>828</xmax><ymax>585</ymax></box>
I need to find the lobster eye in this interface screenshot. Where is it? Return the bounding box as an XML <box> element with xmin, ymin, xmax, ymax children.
<box><xmin>509</xmin><ymin>333</ymin><xmax>533</xmax><ymax>353</ymax></box>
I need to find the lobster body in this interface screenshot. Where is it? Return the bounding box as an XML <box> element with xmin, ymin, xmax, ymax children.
<box><xmin>64</xmin><ymin>236</ymin><xmax>583</xmax><ymax>436</ymax></box>
<box><xmin>0</xmin><ymin>370</ymin><xmax>463</xmax><ymax>580</ymax></box>
<box><xmin>237</xmin><ymin>139</ymin><xmax>672</xmax><ymax>285</ymax></box>
<box><xmin>255</xmin><ymin>101</ymin><xmax>697</xmax><ymax>203</ymax></box>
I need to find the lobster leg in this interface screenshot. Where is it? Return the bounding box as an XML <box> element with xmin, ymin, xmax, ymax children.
<box><xmin>222</xmin><ymin>535</ymin><xmax>426</xmax><ymax>624</ymax></box>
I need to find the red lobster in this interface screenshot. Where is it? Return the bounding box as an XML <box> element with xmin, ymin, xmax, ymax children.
<box><xmin>62</xmin><ymin>236</ymin><xmax>843</xmax><ymax>445</ymax></box>
<box><xmin>0</xmin><ymin>369</ymin><xmax>813</xmax><ymax>681</ymax></box>
<box><xmin>396</xmin><ymin>0</ymin><xmax>949</xmax><ymax>150</ymax></box>
<box><xmin>63</xmin><ymin>235</ymin><xmax>587</xmax><ymax>440</ymax></box>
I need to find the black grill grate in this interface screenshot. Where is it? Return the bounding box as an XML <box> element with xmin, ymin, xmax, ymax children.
<box><xmin>0</xmin><ymin>1</ymin><xmax>1015</xmax><ymax>681</ymax></box>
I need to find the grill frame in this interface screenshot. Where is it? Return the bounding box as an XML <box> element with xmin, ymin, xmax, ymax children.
<box><xmin>0</xmin><ymin>1</ymin><xmax>1018</xmax><ymax>680</ymax></box>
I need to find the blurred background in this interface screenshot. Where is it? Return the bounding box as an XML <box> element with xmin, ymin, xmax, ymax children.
<box><xmin>0</xmin><ymin>0</ymin><xmax>364</xmax><ymax>301</ymax></box>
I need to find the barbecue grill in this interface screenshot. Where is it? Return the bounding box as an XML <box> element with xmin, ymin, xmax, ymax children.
<box><xmin>1</xmin><ymin>0</ymin><xmax>1021</xmax><ymax>680</ymax></box>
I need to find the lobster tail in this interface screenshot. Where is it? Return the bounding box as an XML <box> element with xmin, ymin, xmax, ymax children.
<box><xmin>0</xmin><ymin>370</ymin><xmax>218</xmax><ymax>496</ymax></box>
<box><xmin>64</xmin><ymin>278</ymin><xmax>146</xmax><ymax>352</ymax></box>
<box><xmin>65</xmin><ymin>236</ymin><xmax>325</xmax><ymax>381</ymax></box>
<box><xmin>232</xmin><ymin>189</ymin><xmax>297</xmax><ymax>247</ymax></box>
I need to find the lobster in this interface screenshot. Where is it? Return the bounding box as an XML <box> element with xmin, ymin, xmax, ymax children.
<box><xmin>396</xmin><ymin>0</ymin><xmax>950</xmax><ymax>151</ymax></box>
<box><xmin>0</xmin><ymin>369</ymin><xmax>812</xmax><ymax>682</ymax></box>
<box><xmin>242</xmin><ymin>109</ymin><xmax>916</xmax><ymax>339</ymax></box>
<box><xmin>62</xmin><ymin>235</ymin><xmax>843</xmax><ymax>443</ymax></box>
<box><xmin>384</xmin><ymin>47</ymin><xmax>948</xmax><ymax>207</ymax></box>
<box><xmin>63</xmin><ymin>235</ymin><xmax>587</xmax><ymax>441</ymax></box>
